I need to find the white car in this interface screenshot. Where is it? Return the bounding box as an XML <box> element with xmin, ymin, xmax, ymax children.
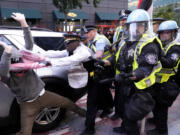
<box><xmin>0</xmin><ymin>26</ymin><xmax>87</xmax><ymax>133</ymax></box>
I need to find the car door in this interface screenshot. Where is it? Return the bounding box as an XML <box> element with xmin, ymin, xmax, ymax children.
<box><xmin>0</xmin><ymin>35</ymin><xmax>16</xmax><ymax>127</ymax></box>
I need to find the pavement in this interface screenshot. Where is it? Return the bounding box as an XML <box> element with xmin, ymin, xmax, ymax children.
<box><xmin>33</xmin><ymin>92</ymin><xmax>180</xmax><ymax>135</ymax></box>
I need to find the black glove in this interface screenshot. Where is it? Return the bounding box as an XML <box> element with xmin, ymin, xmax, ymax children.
<box><xmin>115</xmin><ymin>73</ymin><xmax>125</xmax><ymax>82</ymax></box>
<box><xmin>99</xmin><ymin>78</ymin><xmax>114</xmax><ymax>84</ymax></box>
<box><xmin>115</xmin><ymin>72</ymin><xmax>133</xmax><ymax>82</ymax></box>
<box><xmin>94</xmin><ymin>60</ymin><xmax>105</xmax><ymax>70</ymax></box>
<box><xmin>94</xmin><ymin>59</ymin><xmax>105</xmax><ymax>66</ymax></box>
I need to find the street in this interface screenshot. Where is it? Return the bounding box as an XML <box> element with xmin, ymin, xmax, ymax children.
<box><xmin>33</xmin><ymin>93</ymin><xmax>180</xmax><ymax>135</ymax></box>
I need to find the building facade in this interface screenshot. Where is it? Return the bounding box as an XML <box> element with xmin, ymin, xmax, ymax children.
<box><xmin>0</xmin><ymin>0</ymin><xmax>127</xmax><ymax>32</ymax></box>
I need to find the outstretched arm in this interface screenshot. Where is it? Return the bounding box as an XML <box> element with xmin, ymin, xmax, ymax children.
<box><xmin>11</xmin><ymin>12</ymin><xmax>34</xmax><ymax>51</ymax></box>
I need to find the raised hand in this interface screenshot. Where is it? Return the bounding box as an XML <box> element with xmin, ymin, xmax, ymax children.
<box><xmin>0</xmin><ymin>41</ymin><xmax>12</xmax><ymax>54</ymax></box>
<box><xmin>11</xmin><ymin>12</ymin><xmax>28</xmax><ymax>27</ymax></box>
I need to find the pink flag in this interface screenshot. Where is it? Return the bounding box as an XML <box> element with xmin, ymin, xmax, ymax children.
<box><xmin>10</xmin><ymin>50</ymin><xmax>51</xmax><ymax>71</ymax></box>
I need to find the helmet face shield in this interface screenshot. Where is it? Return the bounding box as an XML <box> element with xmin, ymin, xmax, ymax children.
<box><xmin>175</xmin><ymin>29</ymin><xmax>180</xmax><ymax>42</ymax></box>
<box><xmin>158</xmin><ymin>20</ymin><xmax>179</xmax><ymax>44</ymax></box>
<box><xmin>159</xmin><ymin>30</ymin><xmax>172</xmax><ymax>42</ymax></box>
<box><xmin>159</xmin><ymin>29</ymin><xmax>179</xmax><ymax>46</ymax></box>
<box><xmin>124</xmin><ymin>22</ymin><xmax>150</xmax><ymax>41</ymax></box>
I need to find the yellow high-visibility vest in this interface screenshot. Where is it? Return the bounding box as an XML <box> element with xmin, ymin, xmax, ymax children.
<box><xmin>114</xmin><ymin>26</ymin><xmax>123</xmax><ymax>42</ymax></box>
<box><xmin>115</xmin><ymin>40</ymin><xmax>126</xmax><ymax>74</ymax></box>
<box><xmin>115</xmin><ymin>33</ymin><xmax>163</xmax><ymax>90</ymax></box>
<box><xmin>156</xmin><ymin>41</ymin><xmax>180</xmax><ymax>83</ymax></box>
<box><xmin>133</xmin><ymin>34</ymin><xmax>163</xmax><ymax>89</ymax></box>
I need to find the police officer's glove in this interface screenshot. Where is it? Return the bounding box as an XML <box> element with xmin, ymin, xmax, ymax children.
<box><xmin>94</xmin><ymin>60</ymin><xmax>105</xmax><ymax>70</ymax></box>
<box><xmin>114</xmin><ymin>73</ymin><xmax>125</xmax><ymax>82</ymax></box>
<box><xmin>115</xmin><ymin>73</ymin><xmax>133</xmax><ymax>83</ymax></box>
<box><xmin>94</xmin><ymin>58</ymin><xmax>105</xmax><ymax>66</ymax></box>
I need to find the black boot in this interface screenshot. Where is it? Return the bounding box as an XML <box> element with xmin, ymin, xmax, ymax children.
<box><xmin>110</xmin><ymin>113</ymin><xmax>120</xmax><ymax>120</ymax></box>
<box><xmin>113</xmin><ymin>126</ymin><xmax>126</xmax><ymax>134</ymax></box>
<box><xmin>99</xmin><ymin>108</ymin><xmax>113</xmax><ymax>118</ymax></box>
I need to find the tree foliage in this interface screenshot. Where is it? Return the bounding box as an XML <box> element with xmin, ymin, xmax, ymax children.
<box><xmin>153</xmin><ymin>4</ymin><xmax>174</xmax><ymax>20</ymax></box>
<box><xmin>154</xmin><ymin>4</ymin><xmax>180</xmax><ymax>25</ymax></box>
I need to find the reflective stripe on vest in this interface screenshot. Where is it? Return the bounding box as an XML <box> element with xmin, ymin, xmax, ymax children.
<box><xmin>115</xmin><ymin>40</ymin><xmax>126</xmax><ymax>74</ymax></box>
<box><xmin>88</xmin><ymin>34</ymin><xmax>112</xmax><ymax>60</ymax></box>
<box><xmin>156</xmin><ymin>42</ymin><xmax>180</xmax><ymax>83</ymax></box>
<box><xmin>133</xmin><ymin>33</ymin><xmax>163</xmax><ymax>90</ymax></box>
<box><xmin>115</xmin><ymin>26</ymin><xmax>123</xmax><ymax>42</ymax></box>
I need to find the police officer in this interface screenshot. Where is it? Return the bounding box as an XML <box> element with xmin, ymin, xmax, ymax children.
<box><xmin>104</xmin><ymin>9</ymin><xmax>163</xmax><ymax>135</ymax></box>
<box><xmin>152</xmin><ymin>18</ymin><xmax>165</xmax><ymax>33</ymax></box>
<box><xmin>113</xmin><ymin>9</ymin><xmax>131</xmax><ymax>44</ymax></box>
<box><xmin>111</xmin><ymin>9</ymin><xmax>132</xmax><ymax>121</ymax></box>
<box><xmin>147</xmin><ymin>20</ymin><xmax>180</xmax><ymax>135</ymax></box>
<box><xmin>80</xmin><ymin>25</ymin><xmax>114</xmax><ymax>135</ymax></box>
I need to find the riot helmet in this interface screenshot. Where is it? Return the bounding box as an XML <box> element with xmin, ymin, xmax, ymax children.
<box><xmin>158</xmin><ymin>20</ymin><xmax>179</xmax><ymax>46</ymax></box>
<box><xmin>123</xmin><ymin>9</ymin><xmax>152</xmax><ymax>42</ymax></box>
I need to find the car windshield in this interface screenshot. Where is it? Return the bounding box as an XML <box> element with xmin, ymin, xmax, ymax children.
<box><xmin>33</xmin><ymin>37</ymin><xmax>65</xmax><ymax>51</ymax></box>
<box><xmin>0</xmin><ymin>35</ymin><xmax>14</xmax><ymax>45</ymax></box>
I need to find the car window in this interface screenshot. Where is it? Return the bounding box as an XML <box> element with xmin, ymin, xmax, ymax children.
<box><xmin>33</xmin><ymin>37</ymin><xmax>65</xmax><ymax>51</ymax></box>
<box><xmin>0</xmin><ymin>35</ymin><xmax>14</xmax><ymax>46</ymax></box>
<box><xmin>5</xmin><ymin>35</ymin><xmax>45</xmax><ymax>53</ymax></box>
<box><xmin>0</xmin><ymin>35</ymin><xmax>17</xmax><ymax>59</ymax></box>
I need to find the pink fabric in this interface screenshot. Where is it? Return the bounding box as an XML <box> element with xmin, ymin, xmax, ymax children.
<box><xmin>10</xmin><ymin>50</ymin><xmax>50</xmax><ymax>71</ymax></box>
<box><xmin>19</xmin><ymin>50</ymin><xmax>46</xmax><ymax>62</ymax></box>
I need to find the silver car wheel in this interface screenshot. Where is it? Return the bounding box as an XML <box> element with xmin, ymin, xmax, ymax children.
<box><xmin>35</xmin><ymin>107</ymin><xmax>60</xmax><ymax>125</ymax></box>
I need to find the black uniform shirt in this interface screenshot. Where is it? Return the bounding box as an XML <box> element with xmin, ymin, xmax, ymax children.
<box><xmin>109</xmin><ymin>39</ymin><xmax>161</xmax><ymax>82</ymax></box>
<box><xmin>161</xmin><ymin>45</ymin><xmax>180</xmax><ymax>68</ymax></box>
<box><xmin>115</xmin><ymin>41</ymin><xmax>161</xmax><ymax>81</ymax></box>
<box><xmin>134</xmin><ymin>42</ymin><xmax>161</xmax><ymax>81</ymax></box>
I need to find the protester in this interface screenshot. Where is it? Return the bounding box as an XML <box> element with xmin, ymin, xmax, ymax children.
<box><xmin>7</xmin><ymin>12</ymin><xmax>86</xmax><ymax>135</ymax></box>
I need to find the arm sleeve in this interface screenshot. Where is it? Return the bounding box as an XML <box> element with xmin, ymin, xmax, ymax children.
<box><xmin>161</xmin><ymin>45</ymin><xmax>180</xmax><ymax>68</ymax></box>
<box><xmin>0</xmin><ymin>52</ymin><xmax>11</xmax><ymax>77</ymax></box>
<box><xmin>50</xmin><ymin>47</ymin><xmax>91</xmax><ymax>67</ymax></box>
<box><xmin>96</xmin><ymin>38</ymin><xmax>106</xmax><ymax>51</ymax></box>
<box><xmin>133</xmin><ymin>43</ymin><xmax>160</xmax><ymax>81</ymax></box>
<box><xmin>23</xmin><ymin>27</ymin><xmax>34</xmax><ymax>51</ymax></box>
<box><xmin>41</xmin><ymin>50</ymin><xmax>68</xmax><ymax>58</ymax></box>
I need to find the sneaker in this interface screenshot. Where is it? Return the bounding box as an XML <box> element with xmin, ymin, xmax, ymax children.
<box><xmin>99</xmin><ymin>108</ymin><xmax>113</xmax><ymax>118</ymax></box>
<box><xmin>110</xmin><ymin>113</ymin><xmax>120</xmax><ymax>120</ymax></box>
<box><xmin>113</xmin><ymin>126</ymin><xmax>126</xmax><ymax>134</ymax></box>
<box><xmin>79</xmin><ymin>128</ymin><xmax>95</xmax><ymax>135</ymax></box>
